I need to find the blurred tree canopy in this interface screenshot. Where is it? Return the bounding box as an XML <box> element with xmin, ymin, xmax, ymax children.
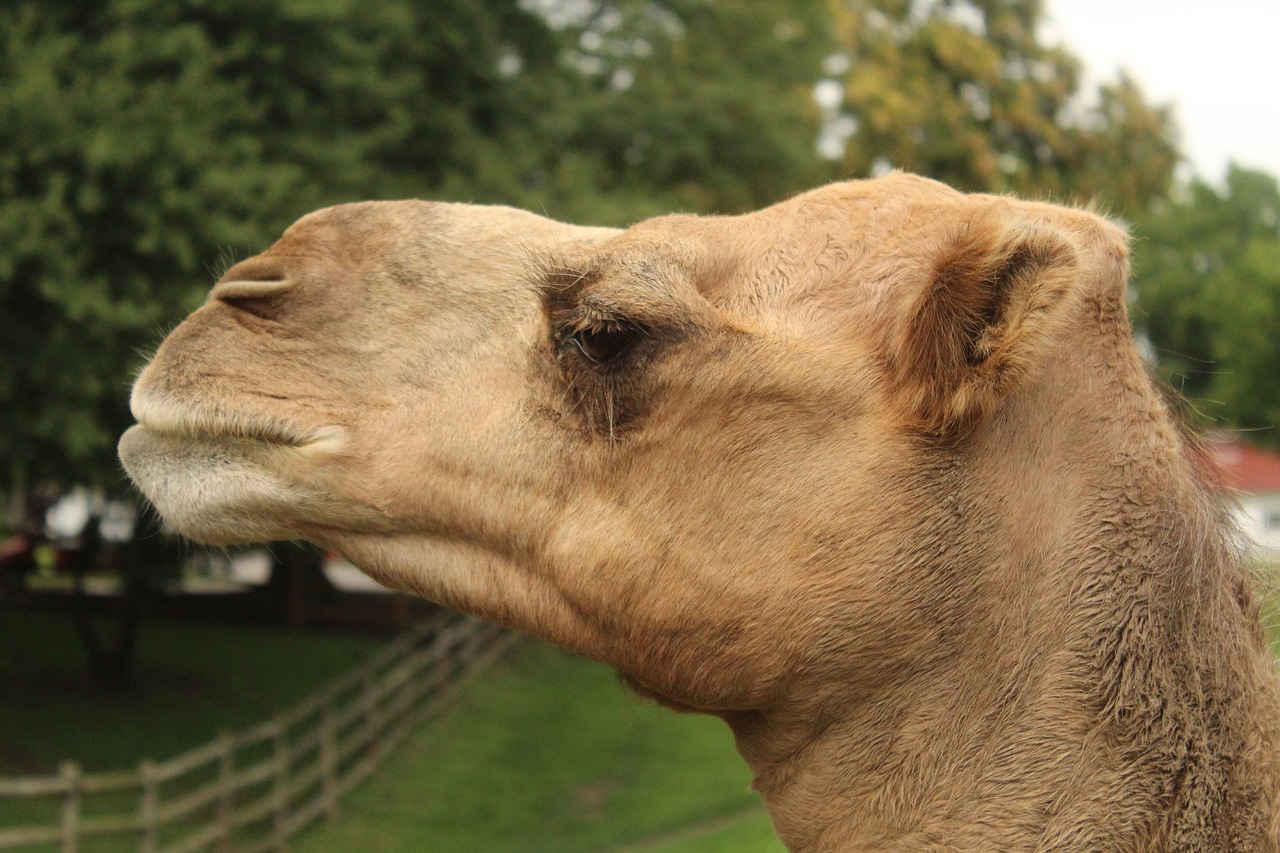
<box><xmin>512</xmin><ymin>0</ymin><xmax>837</xmax><ymax>219</ymax></box>
<box><xmin>829</xmin><ymin>0</ymin><xmax>1177</xmax><ymax>212</ymax></box>
<box><xmin>1131</xmin><ymin>166</ymin><xmax>1280</xmax><ymax>445</ymax></box>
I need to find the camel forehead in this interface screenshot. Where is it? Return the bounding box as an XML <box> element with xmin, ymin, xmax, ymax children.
<box><xmin>266</xmin><ymin>173</ymin><xmax>965</xmax><ymax>266</ymax></box>
<box><xmin>758</xmin><ymin>173</ymin><xmax>1119</xmax><ymax>242</ymax></box>
<box><xmin>285</xmin><ymin>199</ymin><xmax>562</xmax><ymax>238</ymax></box>
<box><xmin>248</xmin><ymin>174</ymin><xmax>1120</xmax><ymax>310</ymax></box>
<box><xmin>610</xmin><ymin>172</ymin><xmax>976</xmax><ymax>262</ymax></box>
<box><xmin>270</xmin><ymin>200</ymin><xmax>618</xmax><ymax>267</ymax></box>
<box><xmin>785</xmin><ymin>171</ymin><xmax>963</xmax><ymax>209</ymax></box>
<box><xmin>565</xmin><ymin>175</ymin><xmax>970</xmax><ymax>304</ymax></box>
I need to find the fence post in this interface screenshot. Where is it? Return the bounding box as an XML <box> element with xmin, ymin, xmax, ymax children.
<box><xmin>319</xmin><ymin>697</ymin><xmax>338</xmax><ymax>820</ymax></box>
<box><xmin>58</xmin><ymin>761</ymin><xmax>80</xmax><ymax>853</ymax></box>
<box><xmin>217</xmin><ymin>732</ymin><xmax>235</xmax><ymax>852</ymax></box>
<box><xmin>390</xmin><ymin>646</ymin><xmax>428</xmax><ymax>745</ymax></box>
<box><xmin>363</xmin><ymin>670</ymin><xmax>382</xmax><ymax>763</ymax></box>
<box><xmin>272</xmin><ymin>720</ymin><xmax>290</xmax><ymax>852</ymax></box>
<box><xmin>139</xmin><ymin>760</ymin><xmax>159</xmax><ymax>853</ymax></box>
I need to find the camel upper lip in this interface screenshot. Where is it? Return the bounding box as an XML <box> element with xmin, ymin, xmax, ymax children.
<box><xmin>129</xmin><ymin>392</ymin><xmax>346</xmax><ymax>454</ymax></box>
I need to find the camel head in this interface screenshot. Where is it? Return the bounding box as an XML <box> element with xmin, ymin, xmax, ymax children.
<box><xmin>120</xmin><ymin>173</ymin><xmax>1280</xmax><ymax>848</ymax></box>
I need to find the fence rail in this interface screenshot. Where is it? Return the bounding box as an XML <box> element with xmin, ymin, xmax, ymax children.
<box><xmin>0</xmin><ymin>615</ymin><xmax>516</xmax><ymax>852</ymax></box>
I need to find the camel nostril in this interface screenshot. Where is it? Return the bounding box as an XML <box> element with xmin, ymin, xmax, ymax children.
<box><xmin>209</xmin><ymin>278</ymin><xmax>294</xmax><ymax>304</ymax></box>
<box><xmin>208</xmin><ymin>278</ymin><xmax>296</xmax><ymax>321</ymax></box>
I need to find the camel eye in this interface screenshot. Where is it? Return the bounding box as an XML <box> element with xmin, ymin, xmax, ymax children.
<box><xmin>571</xmin><ymin>324</ymin><xmax>637</xmax><ymax>364</ymax></box>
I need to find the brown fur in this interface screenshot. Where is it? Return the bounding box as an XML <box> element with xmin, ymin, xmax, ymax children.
<box><xmin>119</xmin><ymin>173</ymin><xmax>1280</xmax><ymax>850</ymax></box>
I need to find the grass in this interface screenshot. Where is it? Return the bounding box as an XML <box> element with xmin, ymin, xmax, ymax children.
<box><xmin>6</xmin><ymin>567</ymin><xmax>1279</xmax><ymax>850</ymax></box>
<box><xmin>634</xmin><ymin>812</ymin><xmax>785</xmax><ymax>853</ymax></box>
<box><xmin>0</xmin><ymin>608</ymin><xmax>384</xmax><ymax>847</ymax></box>
<box><xmin>0</xmin><ymin>611</ymin><xmax>782</xmax><ymax>850</ymax></box>
<box><xmin>293</xmin><ymin>639</ymin><xmax>783</xmax><ymax>853</ymax></box>
<box><xmin>0</xmin><ymin>610</ymin><xmax>383</xmax><ymax>775</ymax></box>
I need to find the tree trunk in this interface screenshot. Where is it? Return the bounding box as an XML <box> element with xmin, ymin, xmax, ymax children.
<box><xmin>258</xmin><ymin>542</ymin><xmax>338</xmax><ymax>629</ymax></box>
<box><xmin>67</xmin><ymin>514</ymin><xmax>143</xmax><ymax>691</ymax></box>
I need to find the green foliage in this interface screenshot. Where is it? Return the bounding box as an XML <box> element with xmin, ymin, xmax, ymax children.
<box><xmin>0</xmin><ymin>2</ymin><xmax>326</xmax><ymax>482</ymax></box>
<box><xmin>1132</xmin><ymin>166</ymin><xmax>1280</xmax><ymax>444</ymax></box>
<box><xmin>831</xmin><ymin>0</ymin><xmax>1178</xmax><ymax>212</ymax></box>
<box><xmin>0</xmin><ymin>0</ymin><xmax>563</xmax><ymax>486</ymax></box>
<box><xmin>513</xmin><ymin>0</ymin><xmax>837</xmax><ymax>221</ymax></box>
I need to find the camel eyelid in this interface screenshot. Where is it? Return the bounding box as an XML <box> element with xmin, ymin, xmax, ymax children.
<box><xmin>568</xmin><ymin>320</ymin><xmax>645</xmax><ymax>365</ymax></box>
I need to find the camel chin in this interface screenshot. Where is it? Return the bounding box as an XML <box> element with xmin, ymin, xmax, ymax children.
<box><xmin>118</xmin><ymin>424</ymin><xmax>313</xmax><ymax>545</ymax></box>
<box><xmin>119</xmin><ymin>381</ymin><xmax>371</xmax><ymax>545</ymax></box>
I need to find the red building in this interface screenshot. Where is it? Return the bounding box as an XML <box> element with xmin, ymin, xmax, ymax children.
<box><xmin>1206</xmin><ymin>437</ymin><xmax>1280</xmax><ymax>556</ymax></box>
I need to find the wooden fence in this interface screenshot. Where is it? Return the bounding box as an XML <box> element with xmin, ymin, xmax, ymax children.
<box><xmin>0</xmin><ymin>615</ymin><xmax>516</xmax><ymax>853</ymax></box>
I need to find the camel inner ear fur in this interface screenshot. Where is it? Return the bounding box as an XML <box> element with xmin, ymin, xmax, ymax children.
<box><xmin>889</xmin><ymin>205</ymin><xmax>1082</xmax><ymax>432</ymax></box>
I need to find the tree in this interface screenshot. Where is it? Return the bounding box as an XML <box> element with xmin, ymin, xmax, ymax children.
<box><xmin>1131</xmin><ymin>165</ymin><xmax>1280</xmax><ymax>445</ymax></box>
<box><xmin>434</xmin><ymin>0</ymin><xmax>839</xmax><ymax>225</ymax></box>
<box><xmin>827</xmin><ymin>0</ymin><xmax>1179</xmax><ymax>213</ymax></box>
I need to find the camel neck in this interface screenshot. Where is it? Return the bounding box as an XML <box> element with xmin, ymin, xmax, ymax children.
<box><xmin>724</xmin><ymin>526</ymin><xmax>1280</xmax><ymax>851</ymax></box>
<box><xmin>726</xmin><ymin>625</ymin><xmax>1106</xmax><ymax>849</ymax></box>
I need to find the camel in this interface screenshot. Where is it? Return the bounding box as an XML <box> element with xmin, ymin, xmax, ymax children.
<box><xmin>119</xmin><ymin>173</ymin><xmax>1280</xmax><ymax>850</ymax></box>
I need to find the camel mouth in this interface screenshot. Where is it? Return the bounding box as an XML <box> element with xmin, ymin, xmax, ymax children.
<box><xmin>128</xmin><ymin>392</ymin><xmax>348</xmax><ymax>457</ymax></box>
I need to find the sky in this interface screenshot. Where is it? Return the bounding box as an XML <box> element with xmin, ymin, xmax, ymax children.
<box><xmin>1042</xmin><ymin>0</ymin><xmax>1280</xmax><ymax>182</ymax></box>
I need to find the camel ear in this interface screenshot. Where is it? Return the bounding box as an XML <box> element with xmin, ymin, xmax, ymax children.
<box><xmin>888</xmin><ymin>205</ymin><xmax>1082</xmax><ymax>432</ymax></box>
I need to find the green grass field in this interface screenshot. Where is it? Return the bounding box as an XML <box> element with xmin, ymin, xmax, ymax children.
<box><xmin>0</xmin><ymin>610</ymin><xmax>783</xmax><ymax>850</ymax></box>
<box><xmin>0</xmin><ymin>609</ymin><xmax>387</xmax><ymax>846</ymax></box>
<box><xmin>292</xmin><ymin>639</ymin><xmax>784</xmax><ymax>852</ymax></box>
<box><xmin>0</xmin><ymin>610</ymin><xmax>384</xmax><ymax>775</ymax></box>
<box><xmin>9</xmin><ymin>575</ymin><xmax>1280</xmax><ymax>851</ymax></box>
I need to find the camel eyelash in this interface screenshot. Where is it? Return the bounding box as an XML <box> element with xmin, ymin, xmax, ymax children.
<box><xmin>556</xmin><ymin>316</ymin><xmax>647</xmax><ymax>368</ymax></box>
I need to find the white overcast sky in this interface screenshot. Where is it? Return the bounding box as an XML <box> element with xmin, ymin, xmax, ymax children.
<box><xmin>1042</xmin><ymin>0</ymin><xmax>1280</xmax><ymax>182</ymax></box>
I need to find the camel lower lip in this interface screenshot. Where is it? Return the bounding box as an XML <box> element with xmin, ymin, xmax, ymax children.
<box><xmin>127</xmin><ymin>421</ymin><xmax>348</xmax><ymax>458</ymax></box>
<box><xmin>117</xmin><ymin>424</ymin><xmax>308</xmax><ymax>545</ymax></box>
<box><xmin>117</xmin><ymin>424</ymin><xmax>368</xmax><ymax>547</ymax></box>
